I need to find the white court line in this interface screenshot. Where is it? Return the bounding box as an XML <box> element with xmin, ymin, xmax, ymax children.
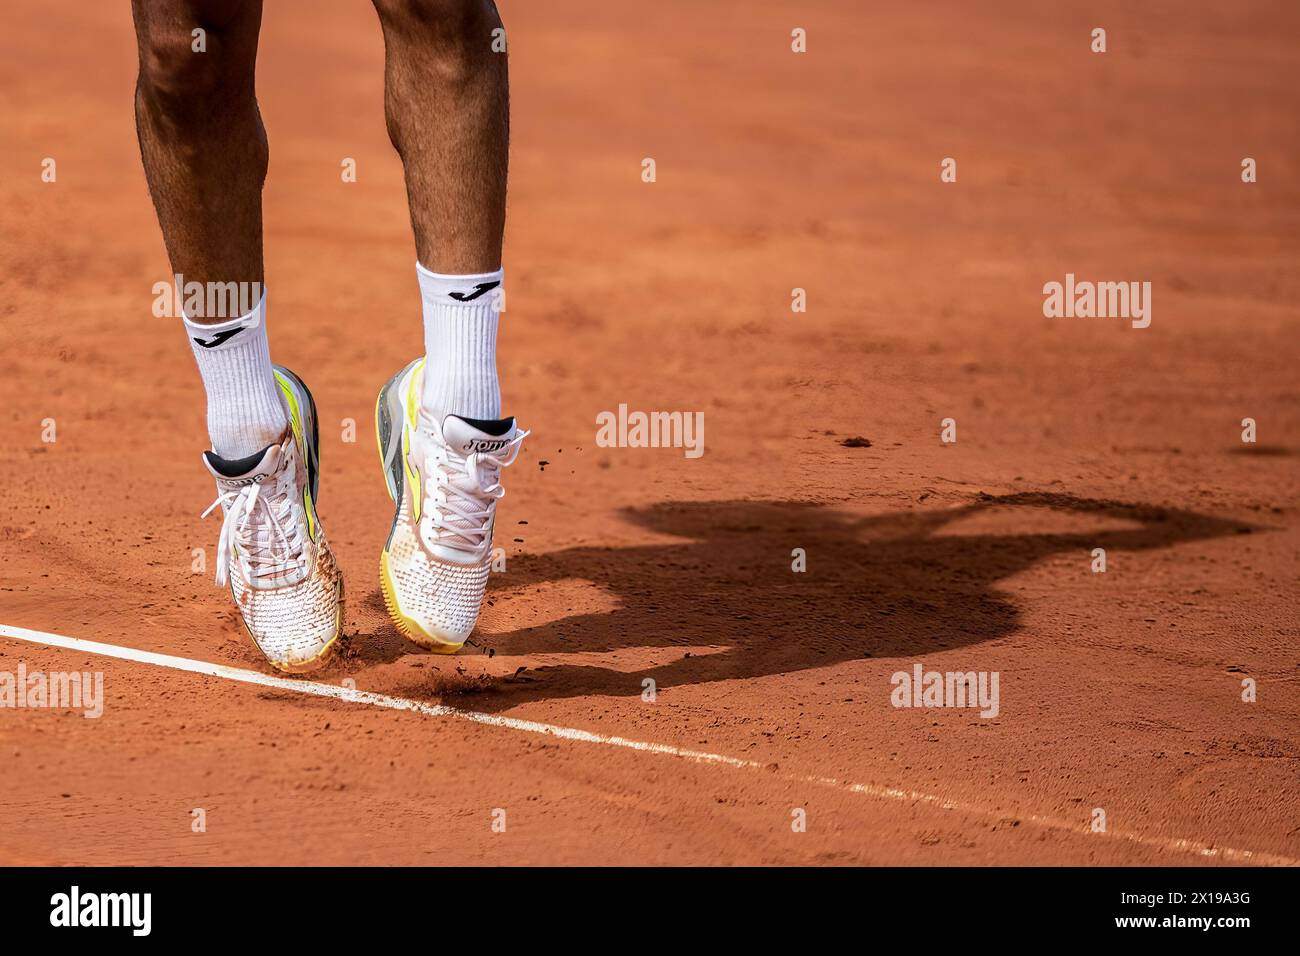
<box><xmin>1</xmin><ymin>622</ymin><xmax>1295</xmax><ymax>867</ymax></box>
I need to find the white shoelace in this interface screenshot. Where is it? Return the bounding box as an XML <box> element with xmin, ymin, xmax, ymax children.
<box><xmin>422</xmin><ymin>428</ymin><xmax>529</xmax><ymax>553</ymax></box>
<box><xmin>201</xmin><ymin>459</ymin><xmax>309</xmax><ymax>589</ymax></box>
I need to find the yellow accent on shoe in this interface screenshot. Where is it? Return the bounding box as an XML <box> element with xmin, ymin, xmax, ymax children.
<box><xmin>373</xmin><ymin>387</ymin><xmax>393</xmax><ymax>502</ymax></box>
<box><xmin>406</xmin><ymin>358</ymin><xmax>425</xmax><ymax>424</ymax></box>
<box><xmin>273</xmin><ymin>370</ymin><xmax>305</xmax><ymax>454</ymax></box>
<box><xmin>402</xmin><ymin>424</ymin><xmax>421</xmax><ymax>522</ymax></box>
<box><xmin>398</xmin><ymin>359</ymin><xmax>428</xmax><ymax>518</ymax></box>
<box><xmin>303</xmin><ymin>487</ymin><xmax>317</xmax><ymax>540</ymax></box>
<box><xmin>379</xmin><ymin>549</ymin><xmax>462</xmax><ymax>654</ymax></box>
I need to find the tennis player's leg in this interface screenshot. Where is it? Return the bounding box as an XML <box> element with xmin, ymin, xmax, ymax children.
<box><xmin>369</xmin><ymin>0</ymin><xmax>524</xmax><ymax>651</ymax></box>
<box><xmin>133</xmin><ymin>0</ymin><xmax>343</xmax><ymax>672</ymax></box>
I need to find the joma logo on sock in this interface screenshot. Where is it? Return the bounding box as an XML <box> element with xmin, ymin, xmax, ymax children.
<box><xmin>595</xmin><ymin>404</ymin><xmax>705</xmax><ymax>459</ymax></box>
<box><xmin>890</xmin><ymin>663</ymin><xmax>1000</xmax><ymax>718</ymax></box>
<box><xmin>191</xmin><ymin>328</ymin><xmax>245</xmax><ymax>349</ymax></box>
<box><xmin>1042</xmin><ymin>273</ymin><xmax>1152</xmax><ymax>328</ymax></box>
<box><xmin>447</xmin><ymin>280</ymin><xmax>500</xmax><ymax>302</ymax></box>
<box><xmin>50</xmin><ymin>886</ymin><xmax>151</xmax><ymax>936</ymax></box>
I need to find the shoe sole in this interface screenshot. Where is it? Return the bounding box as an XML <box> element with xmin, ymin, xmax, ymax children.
<box><xmin>238</xmin><ymin>367</ymin><xmax>345</xmax><ymax>675</ymax></box>
<box><xmin>374</xmin><ymin>361</ymin><xmax>463</xmax><ymax>655</ymax></box>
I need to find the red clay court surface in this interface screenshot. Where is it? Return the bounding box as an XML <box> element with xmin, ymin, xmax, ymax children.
<box><xmin>1</xmin><ymin>1</ymin><xmax>1297</xmax><ymax>865</ymax></box>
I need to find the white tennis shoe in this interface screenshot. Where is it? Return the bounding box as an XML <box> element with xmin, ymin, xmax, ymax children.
<box><xmin>201</xmin><ymin>367</ymin><xmax>343</xmax><ymax>673</ymax></box>
<box><xmin>374</xmin><ymin>358</ymin><xmax>526</xmax><ymax>652</ymax></box>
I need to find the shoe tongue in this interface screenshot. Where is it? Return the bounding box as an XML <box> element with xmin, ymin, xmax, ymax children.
<box><xmin>441</xmin><ymin>415</ymin><xmax>516</xmax><ymax>455</ymax></box>
<box><xmin>203</xmin><ymin>443</ymin><xmax>283</xmax><ymax>486</ymax></box>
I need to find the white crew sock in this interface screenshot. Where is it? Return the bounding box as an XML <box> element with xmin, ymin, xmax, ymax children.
<box><xmin>416</xmin><ymin>262</ymin><xmax>502</xmax><ymax>428</ymax></box>
<box><xmin>183</xmin><ymin>289</ymin><xmax>288</xmax><ymax>459</ymax></box>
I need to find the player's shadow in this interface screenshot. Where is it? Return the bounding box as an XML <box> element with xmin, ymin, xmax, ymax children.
<box><xmin>450</xmin><ymin>492</ymin><xmax>1252</xmax><ymax>707</ymax></box>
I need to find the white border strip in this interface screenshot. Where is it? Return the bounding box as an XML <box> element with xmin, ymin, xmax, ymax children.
<box><xmin>1</xmin><ymin>623</ymin><xmax>1294</xmax><ymax>866</ymax></box>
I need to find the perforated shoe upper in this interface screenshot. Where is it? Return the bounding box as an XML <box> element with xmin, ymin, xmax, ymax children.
<box><xmin>379</xmin><ymin>362</ymin><xmax>526</xmax><ymax>648</ymax></box>
<box><xmin>203</xmin><ymin>429</ymin><xmax>342</xmax><ymax>671</ymax></box>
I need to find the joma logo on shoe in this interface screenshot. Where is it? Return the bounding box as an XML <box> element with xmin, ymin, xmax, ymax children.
<box><xmin>465</xmin><ymin>438</ymin><xmax>510</xmax><ymax>453</ymax></box>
